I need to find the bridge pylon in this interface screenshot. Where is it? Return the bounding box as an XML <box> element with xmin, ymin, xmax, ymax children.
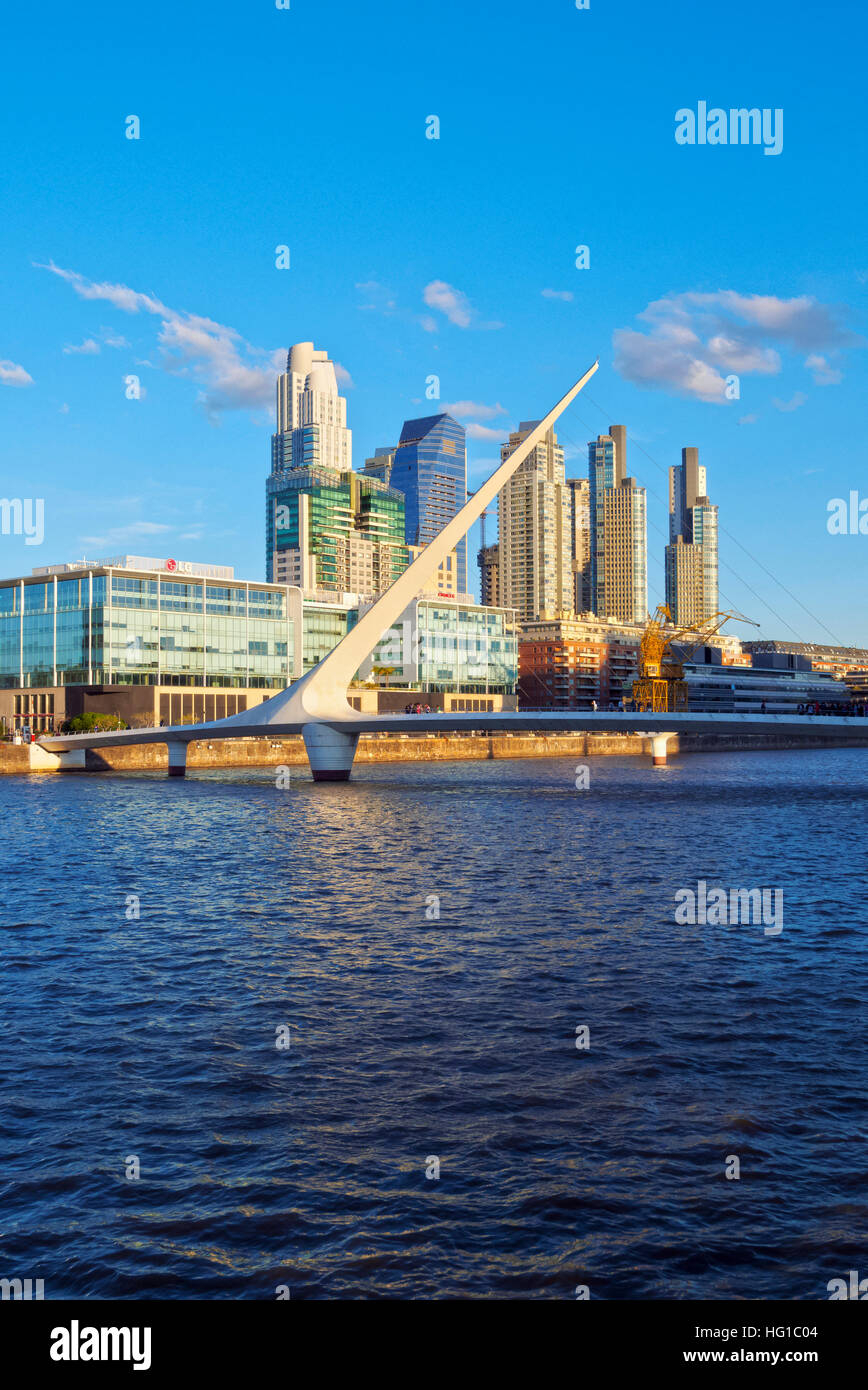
<box><xmin>241</xmin><ymin>360</ymin><xmax>600</xmax><ymax>779</ymax></box>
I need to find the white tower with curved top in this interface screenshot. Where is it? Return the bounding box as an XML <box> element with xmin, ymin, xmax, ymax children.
<box><xmin>273</xmin><ymin>341</ymin><xmax>352</xmax><ymax>472</ymax></box>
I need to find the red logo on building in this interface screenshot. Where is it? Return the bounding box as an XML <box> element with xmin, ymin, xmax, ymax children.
<box><xmin>166</xmin><ymin>558</ymin><xmax>177</xmax><ymax>572</ymax></box>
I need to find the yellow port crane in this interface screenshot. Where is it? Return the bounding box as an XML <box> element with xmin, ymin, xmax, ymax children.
<box><xmin>632</xmin><ymin>604</ymin><xmax>759</xmax><ymax>712</ymax></box>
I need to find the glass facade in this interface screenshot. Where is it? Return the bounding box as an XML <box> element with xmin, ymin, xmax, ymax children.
<box><xmin>267</xmin><ymin>466</ymin><xmax>408</xmax><ymax>592</ymax></box>
<box><xmin>691</xmin><ymin>502</ymin><xmax>719</xmax><ymax>616</ymax></box>
<box><xmin>588</xmin><ymin>434</ymin><xmax>617</xmax><ymax>614</ymax></box>
<box><xmin>0</xmin><ymin>570</ymin><xmax>294</xmax><ymax>690</ymax></box>
<box><xmin>301</xmin><ymin>601</ymin><xmax>354</xmax><ymax>672</ymax></box>
<box><xmin>367</xmin><ymin>600</ymin><xmax>517</xmax><ymax>695</ymax></box>
<box><xmin>667</xmin><ymin>452</ymin><xmax>719</xmax><ymax>623</ymax></box>
<box><xmin>389</xmin><ymin>415</ymin><xmax>468</xmax><ymax>593</ymax></box>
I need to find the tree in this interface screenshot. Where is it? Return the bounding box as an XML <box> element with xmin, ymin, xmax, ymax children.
<box><xmin>372</xmin><ymin>665</ymin><xmax>397</xmax><ymax>690</ymax></box>
<box><xmin>61</xmin><ymin>712</ymin><xmax>127</xmax><ymax>733</ymax></box>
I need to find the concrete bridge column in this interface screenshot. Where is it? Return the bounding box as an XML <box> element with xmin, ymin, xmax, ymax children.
<box><xmin>650</xmin><ymin>733</ymin><xmax>675</xmax><ymax>767</ymax></box>
<box><xmin>28</xmin><ymin>744</ymin><xmax>86</xmax><ymax>773</ymax></box>
<box><xmin>166</xmin><ymin>741</ymin><xmax>188</xmax><ymax>778</ymax></box>
<box><xmin>303</xmin><ymin>723</ymin><xmax>359</xmax><ymax>782</ymax></box>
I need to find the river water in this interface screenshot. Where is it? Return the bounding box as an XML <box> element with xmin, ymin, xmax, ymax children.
<box><xmin>1</xmin><ymin>750</ymin><xmax>866</xmax><ymax>1299</ymax></box>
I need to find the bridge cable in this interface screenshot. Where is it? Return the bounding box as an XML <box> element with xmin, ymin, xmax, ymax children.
<box><xmin>557</xmin><ymin>416</ymin><xmax>802</xmax><ymax>641</ymax></box>
<box><xmin>560</xmin><ymin>392</ymin><xmax>845</xmax><ymax>646</ymax></box>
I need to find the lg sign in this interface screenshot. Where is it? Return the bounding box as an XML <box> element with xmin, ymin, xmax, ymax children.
<box><xmin>166</xmin><ymin>558</ymin><xmax>177</xmax><ymax>572</ymax></box>
<box><xmin>164</xmin><ymin>558</ymin><xmax>194</xmax><ymax>574</ymax></box>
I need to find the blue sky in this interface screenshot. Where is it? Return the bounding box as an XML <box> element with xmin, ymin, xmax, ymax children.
<box><xmin>2</xmin><ymin>0</ymin><xmax>866</xmax><ymax>643</ymax></box>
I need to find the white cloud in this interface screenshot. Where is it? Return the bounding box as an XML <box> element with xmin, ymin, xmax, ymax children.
<box><xmin>334</xmin><ymin>362</ymin><xmax>354</xmax><ymax>388</ymax></box>
<box><xmin>423</xmin><ymin>280</ymin><xmax>502</xmax><ymax>331</ymax></box>
<box><xmin>541</xmin><ymin>288</ymin><xmax>574</xmax><ymax>302</ymax></box>
<box><xmin>442</xmin><ymin>400</ymin><xmax>507</xmax><ymax>420</ymax></box>
<box><xmin>614</xmin><ymin>289</ymin><xmax>860</xmax><ymax>402</ymax></box>
<box><xmin>79</xmin><ymin>520</ymin><xmax>173</xmax><ymax>547</ymax></box>
<box><xmin>705</xmin><ymin>335</ymin><xmax>780</xmax><ymax>374</ymax></box>
<box><xmin>772</xmin><ymin>392</ymin><xmax>808</xmax><ymax>412</ymax></box>
<box><xmin>424</xmin><ymin>280</ymin><xmax>473</xmax><ymax>327</ymax></box>
<box><xmin>805</xmin><ymin>353</ymin><xmax>842</xmax><ymax>386</ymax></box>
<box><xmin>642</xmin><ymin>290</ymin><xmax>858</xmax><ymax>351</ymax></box>
<box><xmin>465</xmin><ymin>422</ymin><xmax>506</xmax><ymax>440</ymax></box>
<box><xmin>63</xmin><ymin>338</ymin><xmax>101</xmax><ymax>355</ymax></box>
<box><xmin>38</xmin><ymin>261</ymin><xmax>170</xmax><ymax>316</ymax></box>
<box><xmin>101</xmin><ymin>329</ymin><xmax>130</xmax><ymax>349</ymax></box>
<box><xmin>62</xmin><ymin>328</ymin><xmax>129</xmax><ymax>356</ymax></box>
<box><xmin>613</xmin><ymin>327</ymin><xmax>730</xmax><ymax>403</ymax></box>
<box><xmin>355</xmin><ymin>280</ymin><xmax>440</xmax><ymax>334</ymax></box>
<box><xmin>353</xmin><ymin>277</ymin><xmax>500</xmax><ymax>333</ymax></box>
<box><xmin>157</xmin><ymin>316</ymin><xmax>270</xmax><ymax>413</ymax></box>
<box><xmin>0</xmin><ymin>359</ymin><xmax>34</xmax><ymax>387</ymax></box>
<box><xmin>355</xmin><ymin>280</ymin><xmax>399</xmax><ymax>315</ymax></box>
<box><xmin>39</xmin><ymin>260</ymin><xmax>283</xmax><ymax>418</ymax></box>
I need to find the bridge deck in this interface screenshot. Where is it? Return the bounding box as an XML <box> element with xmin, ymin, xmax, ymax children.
<box><xmin>40</xmin><ymin>709</ymin><xmax>868</xmax><ymax>754</ymax></box>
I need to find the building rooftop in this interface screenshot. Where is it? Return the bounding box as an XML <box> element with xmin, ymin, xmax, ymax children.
<box><xmin>743</xmin><ymin>639</ymin><xmax>868</xmax><ymax>663</ymax></box>
<box><xmin>30</xmin><ymin>555</ymin><xmax>235</xmax><ymax>580</ymax></box>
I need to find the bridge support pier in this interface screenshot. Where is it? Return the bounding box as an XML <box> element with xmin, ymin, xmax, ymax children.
<box><xmin>28</xmin><ymin>744</ymin><xmax>86</xmax><ymax>773</ymax></box>
<box><xmin>303</xmin><ymin>723</ymin><xmax>359</xmax><ymax>782</ymax></box>
<box><xmin>650</xmin><ymin>733</ymin><xmax>674</xmax><ymax>767</ymax></box>
<box><xmin>166</xmin><ymin>741</ymin><xmax>188</xmax><ymax>777</ymax></box>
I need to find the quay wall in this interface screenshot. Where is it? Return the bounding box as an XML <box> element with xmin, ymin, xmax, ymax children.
<box><xmin>2</xmin><ymin>730</ymin><xmax>867</xmax><ymax>774</ymax></box>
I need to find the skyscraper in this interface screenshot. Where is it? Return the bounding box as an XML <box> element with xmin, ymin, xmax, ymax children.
<box><xmin>498</xmin><ymin>422</ymin><xmax>572</xmax><ymax>622</ymax></box>
<box><xmin>384</xmin><ymin>415</ymin><xmax>468</xmax><ymax>594</ymax></box>
<box><xmin>268</xmin><ymin>468</ymin><xmax>408</xmax><ymax>594</ymax></box>
<box><xmin>478</xmin><ymin>543</ymin><xmax>500</xmax><ymax>606</ymax></box>
<box><xmin>587</xmin><ymin>426</ymin><xmax>647</xmax><ymax>622</ymax></box>
<box><xmin>266</xmin><ymin>341</ymin><xmax>407</xmax><ymax>593</ymax></box>
<box><xmin>665</xmin><ymin>536</ymin><xmax>704</xmax><ymax>626</ymax></box>
<box><xmin>271</xmin><ymin>342</ymin><xmax>352</xmax><ymax>474</ymax></box>
<box><xmin>566</xmin><ymin>476</ymin><xmax>591</xmax><ymax>613</ymax></box>
<box><xmin>362</xmin><ymin>448</ymin><xmax>397</xmax><ymax>486</ymax></box>
<box><xmin>665</xmin><ymin>447</ymin><xmax>719</xmax><ymax>624</ymax></box>
<box><xmin>603</xmin><ymin>478</ymin><xmax>647</xmax><ymax>623</ymax></box>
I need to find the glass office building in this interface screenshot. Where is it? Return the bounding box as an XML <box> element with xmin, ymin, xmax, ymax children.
<box><xmin>301</xmin><ymin>599</ymin><xmax>354</xmax><ymax>671</ymax></box>
<box><xmin>266</xmin><ymin>466</ymin><xmax>408</xmax><ymax>594</ymax></box>
<box><xmin>1</xmin><ymin>557</ymin><xmax>517</xmax><ymax>730</ymax></box>
<box><xmin>362</xmin><ymin>598</ymin><xmax>517</xmax><ymax>704</ymax></box>
<box><xmin>0</xmin><ymin>558</ymin><xmax>299</xmax><ymax>732</ymax></box>
<box><xmin>299</xmin><ymin>595</ymin><xmax>516</xmax><ymax>701</ymax></box>
<box><xmin>388</xmin><ymin>414</ymin><xmax>468</xmax><ymax>594</ymax></box>
<box><xmin>416</xmin><ymin>600</ymin><xmax>516</xmax><ymax>695</ymax></box>
<box><xmin>588</xmin><ymin>431</ymin><xmax>619</xmax><ymax>615</ymax></box>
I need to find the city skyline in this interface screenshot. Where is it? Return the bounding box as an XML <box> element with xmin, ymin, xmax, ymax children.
<box><xmin>2</xmin><ymin>0</ymin><xmax>866</xmax><ymax>647</ymax></box>
<box><xmin>4</xmin><ymin>2</ymin><xmax>868</xmax><ymax>1325</ymax></box>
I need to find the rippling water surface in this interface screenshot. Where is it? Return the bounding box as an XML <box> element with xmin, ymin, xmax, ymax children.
<box><xmin>2</xmin><ymin>750</ymin><xmax>867</xmax><ymax>1299</ymax></box>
